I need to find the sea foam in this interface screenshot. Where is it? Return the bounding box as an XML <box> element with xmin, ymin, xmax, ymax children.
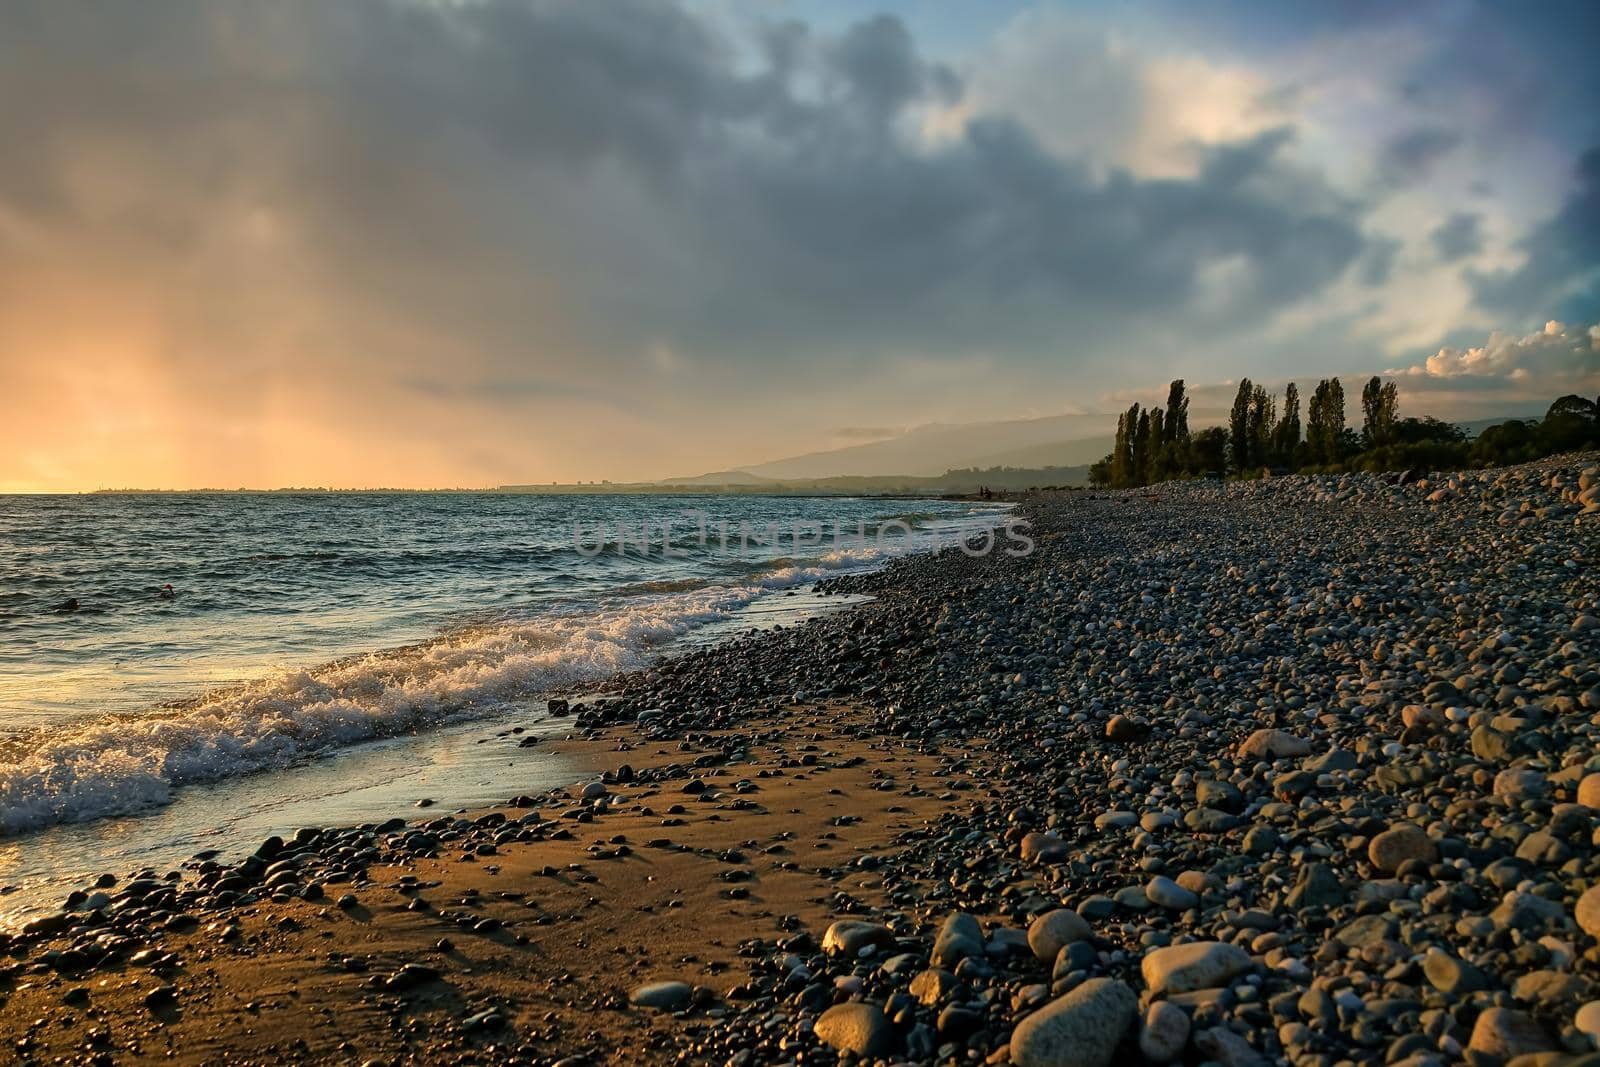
<box><xmin>0</xmin><ymin>524</ymin><xmax>990</xmax><ymax>834</ymax></box>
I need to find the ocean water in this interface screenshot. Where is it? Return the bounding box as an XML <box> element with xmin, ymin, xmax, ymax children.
<box><xmin>0</xmin><ymin>492</ymin><xmax>1003</xmax><ymax>918</ymax></box>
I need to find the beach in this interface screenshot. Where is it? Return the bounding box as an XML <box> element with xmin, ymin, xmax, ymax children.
<box><xmin>3</xmin><ymin>456</ymin><xmax>1599</xmax><ymax>1066</ymax></box>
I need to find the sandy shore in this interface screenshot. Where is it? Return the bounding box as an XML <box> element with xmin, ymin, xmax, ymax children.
<box><xmin>0</xmin><ymin>704</ymin><xmax>975</xmax><ymax>1065</ymax></box>
<box><xmin>3</xmin><ymin>455</ymin><xmax>1599</xmax><ymax>1066</ymax></box>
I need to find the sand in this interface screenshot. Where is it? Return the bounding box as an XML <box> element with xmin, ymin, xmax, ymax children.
<box><xmin>0</xmin><ymin>703</ymin><xmax>973</xmax><ymax>1065</ymax></box>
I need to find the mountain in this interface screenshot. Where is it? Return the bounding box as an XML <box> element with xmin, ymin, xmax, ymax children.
<box><xmin>660</xmin><ymin>470</ymin><xmax>769</xmax><ymax>486</ymax></box>
<box><xmin>719</xmin><ymin>413</ymin><xmax>1112</xmax><ymax>481</ymax></box>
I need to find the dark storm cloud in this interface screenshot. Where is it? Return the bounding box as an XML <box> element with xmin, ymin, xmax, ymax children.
<box><xmin>1375</xmin><ymin>127</ymin><xmax>1461</xmax><ymax>188</ymax></box>
<box><xmin>0</xmin><ymin>0</ymin><xmax>1374</xmax><ymax>382</ymax></box>
<box><xmin>1358</xmin><ymin>238</ymin><xmax>1401</xmax><ymax>286</ymax></box>
<box><xmin>1430</xmin><ymin>212</ymin><xmax>1483</xmax><ymax>262</ymax></box>
<box><xmin>1471</xmin><ymin>147</ymin><xmax>1600</xmax><ymax>323</ymax></box>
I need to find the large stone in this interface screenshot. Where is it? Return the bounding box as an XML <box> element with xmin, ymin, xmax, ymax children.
<box><xmin>822</xmin><ymin>920</ymin><xmax>895</xmax><ymax>958</ymax></box>
<box><xmin>1009</xmin><ymin>977</ymin><xmax>1137</xmax><ymax>1067</ymax></box>
<box><xmin>1195</xmin><ymin>1025</ymin><xmax>1270</xmax><ymax>1066</ymax></box>
<box><xmin>1576</xmin><ymin>1000</ymin><xmax>1600</xmax><ymax>1042</ymax></box>
<box><xmin>1492</xmin><ymin>891</ymin><xmax>1566</xmax><ymax>931</ymax></box>
<box><xmin>1028</xmin><ymin>908</ymin><xmax>1092</xmax><ymax>962</ymax></box>
<box><xmin>1401</xmin><ymin>704</ymin><xmax>1445</xmax><ymax>730</ymax></box>
<box><xmin>814</xmin><ymin>1002</ymin><xmax>896</xmax><ymax>1058</ymax></box>
<box><xmin>1467</xmin><ymin>1007</ymin><xmax>1556</xmax><ymax>1057</ymax></box>
<box><xmin>1238</xmin><ymin>729</ymin><xmax>1312</xmax><ymax>760</ymax></box>
<box><xmin>1286</xmin><ymin>863</ymin><xmax>1345</xmax><ymax>910</ymax></box>
<box><xmin>1138</xmin><ymin>1000</ymin><xmax>1190</xmax><ymax>1062</ymax></box>
<box><xmin>1512</xmin><ymin>970</ymin><xmax>1586</xmax><ymax>1006</ymax></box>
<box><xmin>1145</xmin><ymin>875</ymin><xmax>1198</xmax><ymax>911</ymax></box>
<box><xmin>932</xmin><ymin>912</ymin><xmax>984</xmax><ymax>967</ymax></box>
<box><xmin>1141</xmin><ymin>941</ymin><xmax>1252</xmax><ymax>995</ymax></box>
<box><xmin>1577</xmin><ymin>885</ymin><xmax>1600</xmax><ymax>939</ymax></box>
<box><xmin>1368</xmin><ymin>823</ymin><xmax>1438</xmax><ymax>873</ymax></box>
<box><xmin>1022</xmin><ymin>831</ymin><xmax>1070</xmax><ymax>864</ymax></box>
<box><xmin>1472</xmin><ymin>725</ymin><xmax>1514</xmax><ymax>762</ymax></box>
<box><xmin>1493</xmin><ymin>767</ymin><xmax>1548</xmax><ymax>802</ymax></box>
<box><xmin>1422</xmin><ymin>950</ymin><xmax>1486</xmax><ymax>996</ymax></box>
<box><xmin>909</xmin><ymin>968</ymin><xmax>957</xmax><ymax>1007</ymax></box>
<box><xmin>630</xmin><ymin>981</ymin><xmax>693</xmax><ymax>1010</ymax></box>
<box><xmin>1578</xmin><ymin>773</ymin><xmax>1600</xmax><ymax>810</ymax></box>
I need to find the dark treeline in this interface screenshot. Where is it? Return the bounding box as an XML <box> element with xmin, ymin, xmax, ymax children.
<box><xmin>1089</xmin><ymin>378</ymin><xmax>1600</xmax><ymax>488</ymax></box>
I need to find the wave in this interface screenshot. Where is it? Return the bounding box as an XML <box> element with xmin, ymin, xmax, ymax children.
<box><xmin>0</xmin><ymin>519</ymin><xmax>990</xmax><ymax>835</ymax></box>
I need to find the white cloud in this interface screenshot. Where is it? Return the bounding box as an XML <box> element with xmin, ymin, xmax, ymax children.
<box><xmin>1374</xmin><ymin>319</ymin><xmax>1600</xmax><ymax>418</ymax></box>
<box><xmin>953</xmin><ymin>9</ymin><xmax>1284</xmax><ymax>177</ymax></box>
<box><xmin>1392</xmin><ymin>319</ymin><xmax>1598</xmax><ymax>380</ymax></box>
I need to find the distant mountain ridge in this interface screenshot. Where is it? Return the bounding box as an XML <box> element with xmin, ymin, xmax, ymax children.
<box><xmin>675</xmin><ymin>413</ymin><xmax>1113</xmax><ymax>483</ymax></box>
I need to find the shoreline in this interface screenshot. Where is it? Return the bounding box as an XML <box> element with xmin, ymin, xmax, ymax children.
<box><xmin>0</xmin><ymin>496</ymin><xmax>1004</xmax><ymax>846</ymax></box>
<box><xmin>2</xmin><ymin>455</ymin><xmax>1598</xmax><ymax>1065</ymax></box>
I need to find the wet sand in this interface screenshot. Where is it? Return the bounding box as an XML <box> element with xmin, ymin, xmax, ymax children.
<box><xmin>0</xmin><ymin>703</ymin><xmax>972</xmax><ymax>1065</ymax></box>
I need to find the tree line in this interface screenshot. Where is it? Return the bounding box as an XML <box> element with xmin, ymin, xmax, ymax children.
<box><xmin>1089</xmin><ymin>377</ymin><xmax>1600</xmax><ymax>488</ymax></box>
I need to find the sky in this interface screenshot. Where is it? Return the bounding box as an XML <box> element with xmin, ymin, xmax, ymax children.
<box><xmin>1</xmin><ymin>0</ymin><xmax>1597</xmax><ymax>490</ymax></box>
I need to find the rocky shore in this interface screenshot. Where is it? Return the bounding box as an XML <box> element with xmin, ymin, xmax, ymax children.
<box><xmin>2</xmin><ymin>455</ymin><xmax>1598</xmax><ymax>1066</ymax></box>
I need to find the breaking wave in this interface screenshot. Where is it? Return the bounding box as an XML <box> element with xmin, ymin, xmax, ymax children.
<box><xmin>0</xmin><ymin>515</ymin><xmax>1001</xmax><ymax>834</ymax></box>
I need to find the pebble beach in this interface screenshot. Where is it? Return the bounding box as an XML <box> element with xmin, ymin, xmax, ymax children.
<box><xmin>3</xmin><ymin>454</ymin><xmax>1599</xmax><ymax>1067</ymax></box>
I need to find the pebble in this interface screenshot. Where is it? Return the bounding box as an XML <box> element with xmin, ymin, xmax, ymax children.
<box><xmin>1009</xmin><ymin>977</ymin><xmax>1136</xmax><ymax>1067</ymax></box>
<box><xmin>630</xmin><ymin>981</ymin><xmax>694</xmax><ymax>1011</ymax></box>
<box><xmin>813</xmin><ymin>1002</ymin><xmax>896</xmax><ymax>1058</ymax></box>
<box><xmin>1141</xmin><ymin>941</ymin><xmax>1252</xmax><ymax>995</ymax></box>
<box><xmin>1026</xmin><ymin>909</ymin><xmax>1091</xmax><ymax>962</ymax></box>
<box><xmin>1138</xmin><ymin>999</ymin><xmax>1190</xmax><ymax>1062</ymax></box>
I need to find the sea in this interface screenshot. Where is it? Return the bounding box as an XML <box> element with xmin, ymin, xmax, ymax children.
<box><xmin>0</xmin><ymin>492</ymin><xmax>1006</xmax><ymax>923</ymax></box>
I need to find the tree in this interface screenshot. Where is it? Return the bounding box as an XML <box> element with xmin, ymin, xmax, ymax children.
<box><xmin>1361</xmin><ymin>375</ymin><xmax>1399</xmax><ymax>447</ymax></box>
<box><xmin>1246</xmin><ymin>384</ymin><xmax>1274</xmax><ymax>473</ymax></box>
<box><xmin>1192</xmin><ymin>426</ymin><xmax>1228</xmax><ymax>475</ymax></box>
<box><xmin>1109</xmin><ymin>409</ymin><xmax>1131</xmax><ymax>488</ymax></box>
<box><xmin>1148</xmin><ymin>407</ymin><xmax>1166</xmax><ymax>482</ymax></box>
<box><xmin>1133</xmin><ymin>408</ymin><xmax>1153</xmax><ymax>485</ymax></box>
<box><xmin>1229</xmin><ymin>379</ymin><xmax>1254</xmax><ymax>474</ymax></box>
<box><xmin>1087</xmin><ymin>455</ymin><xmax>1112</xmax><ymax>488</ymax></box>
<box><xmin>1163</xmin><ymin>379</ymin><xmax>1190</xmax><ymax>473</ymax></box>
<box><xmin>1307</xmin><ymin>378</ymin><xmax>1346</xmax><ymax>466</ymax></box>
<box><xmin>1540</xmin><ymin>394</ymin><xmax>1600</xmax><ymax>453</ymax></box>
<box><xmin>1272</xmin><ymin>382</ymin><xmax>1302</xmax><ymax>468</ymax></box>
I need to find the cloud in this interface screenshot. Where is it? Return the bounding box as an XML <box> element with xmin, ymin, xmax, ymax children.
<box><xmin>1375</xmin><ymin>127</ymin><xmax>1461</xmax><ymax>188</ymax></box>
<box><xmin>0</xmin><ymin>3</ymin><xmax>1373</xmax><ymax>371</ymax></box>
<box><xmin>956</xmin><ymin>9</ymin><xmax>1286</xmax><ymax>178</ymax></box>
<box><xmin>0</xmin><ymin>0</ymin><xmax>1589</xmax><ymax>487</ymax></box>
<box><xmin>1381</xmin><ymin>319</ymin><xmax>1600</xmax><ymax>416</ymax></box>
<box><xmin>1471</xmin><ymin>147</ymin><xmax>1600</xmax><ymax>322</ymax></box>
<box><xmin>1391</xmin><ymin>319</ymin><xmax>1597</xmax><ymax>380</ymax></box>
<box><xmin>1430</xmin><ymin>212</ymin><xmax>1483</xmax><ymax>261</ymax></box>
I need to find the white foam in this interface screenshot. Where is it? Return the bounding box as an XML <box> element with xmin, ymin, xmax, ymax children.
<box><xmin>0</xmin><ymin>516</ymin><xmax>998</xmax><ymax>835</ymax></box>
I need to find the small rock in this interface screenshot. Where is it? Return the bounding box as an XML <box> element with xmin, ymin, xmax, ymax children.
<box><xmin>1010</xmin><ymin>977</ymin><xmax>1137</xmax><ymax>1067</ymax></box>
<box><xmin>631</xmin><ymin>981</ymin><xmax>694</xmax><ymax>1011</ymax></box>
<box><xmin>822</xmin><ymin>919</ymin><xmax>895</xmax><ymax>957</ymax></box>
<box><xmin>1028</xmin><ymin>908</ymin><xmax>1092</xmax><ymax>962</ymax></box>
<box><xmin>1576</xmin><ymin>885</ymin><xmax>1600</xmax><ymax>939</ymax></box>
<box><xmin>1145</xmin><ymin>875</ymin><xmax>1198</xmax><ymax>911</ymax></box>
<box><xmin>1368</xmin><ymin>823</ymin><xmax>1437</xmax><ymax>874</ymax></box>
<box><xmin>814</xmin><ymin>1002</ymin><xmax>896</xmax><ymax>1058</ymax></box>
<box><xmin>1142</xmin><ymin>941</ymin><xmax>1252</xmax><ymax>995</ymax></box>
<box><xmin>1138</xmin><ymin>1000</ymin><xmax>1190</xmax><ymax>1062</ymax></box>
<box><xmin>1467</xmin><ymin>1007</ymin><xmax>1556</xmax><ymax>1057</ymax></box>
<box><xmin>932</xmin><ymin>913</ymin><xmax>984</xmax><ymax>967</ymax></box>
<box><xmin>1237</xmin><ymin>729</ymin><xmax>1311</xmax><ymax>760</ymax></box>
